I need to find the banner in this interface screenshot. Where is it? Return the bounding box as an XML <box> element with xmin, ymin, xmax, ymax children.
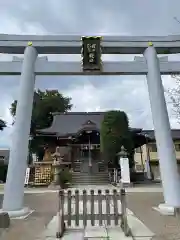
<box><xmin>24</xmin><ymin>167</ymin><xmax>30</xmax><ymax>185</ymax></box>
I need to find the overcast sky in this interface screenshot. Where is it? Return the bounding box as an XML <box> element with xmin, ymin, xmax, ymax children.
<box><xmin>0</xmin><ymin>0</ymin><xmax>180</xmax><ymax>148</ymax></box>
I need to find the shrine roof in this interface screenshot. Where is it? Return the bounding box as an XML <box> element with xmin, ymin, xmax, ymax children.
<box><xmin>37</xmin><ymin>112</ymin><xmax>142</xmax><ymax>137</ymax></box>
<box><xmin>37</xmin><ymin>112</ymin><xmax>180</xmax><ymax>141</ymax></box>
<box><xmin>142</xmin><ymin>129</ymin><xmax>180</xmax><ymax>140</ymax></box>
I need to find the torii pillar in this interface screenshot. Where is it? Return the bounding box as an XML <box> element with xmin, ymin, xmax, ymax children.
<box><xmin>1</xmin><ymin>43</ymin><xmax>37</xmax><ymax>217</ymax></box>
<box><xmin>144</xmin><ymin>43</ymin><xmax>180</xmax><ymax>214</ymax></box>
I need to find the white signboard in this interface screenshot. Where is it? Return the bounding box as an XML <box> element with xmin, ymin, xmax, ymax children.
<box><xmin>144</xmin><ymin>160</ymin><xmax>152</xmax><ymax>180</ymax></box>
<box><xmin>24</xmin><ymin>167</ymin><xmax>30</xmax><ymax>185</ymax></box>
<box><xmin>120</xmin><ymin>157</ymin><xmax>130</xmax><ymax>184</ymax></box>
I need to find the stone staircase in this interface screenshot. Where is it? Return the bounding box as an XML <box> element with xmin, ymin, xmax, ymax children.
<box><xmin>72</xmin><ymin>161</ymin><xmax>109</xmax><ymax>185</ymax></box>
<box><xmin>71</xmin><ymin>171</ymin><xmax>110</xmax><ymax>185</ymax></box>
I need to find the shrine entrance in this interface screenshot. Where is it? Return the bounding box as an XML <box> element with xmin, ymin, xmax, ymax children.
<box><xmin>2</xmin><ymin>34</ymin><xmax>180</xmax><ymax>214</ymax></box>
<box><xmin>74</xmin><ymin>127</ymin><xmax>101</xmax><ymax>174</ymax></box>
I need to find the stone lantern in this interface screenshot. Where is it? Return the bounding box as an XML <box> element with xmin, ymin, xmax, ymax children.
<box><xmin>118</xmin><ymin>146</ymin><xmax>128</xmax><ymax>158</ymax></box>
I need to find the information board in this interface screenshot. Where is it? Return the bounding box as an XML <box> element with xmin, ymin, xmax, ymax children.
<box><xmin>34</xmin><ymin>165</ymin><xmax>52</xmax><ymax>185</ymax></box>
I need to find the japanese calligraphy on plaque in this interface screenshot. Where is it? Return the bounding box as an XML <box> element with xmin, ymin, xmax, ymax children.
<box><xmin>34</xmin><ymin>165</ymin><xmax>52</xmax><ymax>185</ymax></box>
<box><xmin>81</xmin><ymin>36</ymin><xmax>102</xmax><ymax>71</ymax></box>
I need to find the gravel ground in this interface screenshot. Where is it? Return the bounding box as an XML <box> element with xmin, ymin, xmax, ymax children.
<box><xmin>0</xmin><ymin>192</ymin><xmax>58</xmax><ymax>240</ymax></box>
<box><xmin>126</xmin><ymin>192</ymin><xmax>180</xmax><ymax>240</ymax></box>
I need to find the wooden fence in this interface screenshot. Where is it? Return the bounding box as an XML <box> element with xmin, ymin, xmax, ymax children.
<box><xmin>56</xmin><ymin>188</ymin><xmax>131</xmax><ymax>238</ymax></box>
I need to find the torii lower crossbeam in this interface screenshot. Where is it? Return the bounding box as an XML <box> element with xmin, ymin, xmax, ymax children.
<box><xmin>0</xmin><ymin>59</ymin><xmax>179</xmax><ymax>75</ymax></box>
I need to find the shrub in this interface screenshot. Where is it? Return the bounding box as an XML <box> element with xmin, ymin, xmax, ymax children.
<box><xmin>59</xmin><ymin>168</ymin><xmax>72</xmax><ymax>186</ymax></box>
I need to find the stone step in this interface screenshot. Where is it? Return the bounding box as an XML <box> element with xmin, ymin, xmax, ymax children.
<box><xmin>72</xmin><ymin>174</ymin><xmax>108</xmax><ymax>176</ymax></box>
<box><xmin>72</xmin><ymin>175</ymin><xmax>109</xmax><ymax>178</ymax></box>
<box><xmin>72</xmin><ymin>182</ymin><xmax>110</xmax><ymax>185</ymax></box>
<box><xmin>72</xmin><ymin>175</ymin><xmax>108</xmax><ymax>178</ymax></box>
<box><xmin>72</xmin><ymin>173</ymin><xmax>108</xmax><ymax>176</ymax></box>
<box><xmin>72</xmin><ymin>170</ymin><xmax>109</xmax><ymax>185</ymax></box>
<box><xmin>72</xmin><ymin>178</ymin><xmax>109</xmax><ymax>181</ymax></box>
<box><xmin>72</xmin><ymin>172</ymin><xmax>108</xmax><ymax>174</ymax></box>
<box><xmin>72</xmin><ymin>179</ymin><xmax>109</xmax><ymax>182</ymax></box>
<box><xmin>72</xmin><ymin>178</ymin><xmax>109</xmax><ymax>182</ymax></box>
<box><xmin>72</xmin><ymin>182</ymin><xmax>109</xmax><ymax>186</ymax></box>
<box><xmin>72</xmin><ymin>176</ymin><xmax>109</xmax><ymax>178</ymax></box>
<box><xmin>71</xmin><ymin>177</ymin><xmax>109</xmax><ymax>180</ymax></box>
<box><xmin>72</xmin><ymin>179</ymin><xmax>109</xmax><ymax>183</ymax></box>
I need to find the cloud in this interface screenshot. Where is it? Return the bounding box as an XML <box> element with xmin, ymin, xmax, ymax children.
<box><xmin>0</xmin><ymin>0</ymin><xmax>180</xmax><ymax>147</ymax></box>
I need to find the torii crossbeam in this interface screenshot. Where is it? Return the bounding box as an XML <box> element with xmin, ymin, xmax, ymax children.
<box><xmin>1</xmin><ymin>34</ymin><xmax>180</xmax><ymax>54</ymax></box>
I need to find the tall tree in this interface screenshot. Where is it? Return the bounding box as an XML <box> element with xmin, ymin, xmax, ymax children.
<box><xmin>10</xmin><ymin>89</ymin><xmax>72</xmax><ymax>153</ymax></box>
<box><xmin>100</xmin><ymin>110</ymin><xmax>134</xmax><ymax>168</ymax></box>
<box><xmin>0</xmin><ymin>119</ymin><xmax>6</xmax><ymax>131</ymax></box>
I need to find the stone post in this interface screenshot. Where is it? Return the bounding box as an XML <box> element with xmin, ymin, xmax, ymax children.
<box><xmin>118</xmin><ymin>146</ymin><xmax>131</xmax><ymax>187</ymax></box>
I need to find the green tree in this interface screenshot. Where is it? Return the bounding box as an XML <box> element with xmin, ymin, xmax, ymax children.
<box><xmin>10</xmin><ymin>89</ymin><xmax>72</xmax><ymax>153</ymax></box>
<box><xmin>0</xmin><ymin>119</ymin><xmax>6</xmax><ymax>131</ymax></box>
<box><xmin>100</xmin><ymin>110</ymin><xmax>134</xmax><ymax>168</ymax></box>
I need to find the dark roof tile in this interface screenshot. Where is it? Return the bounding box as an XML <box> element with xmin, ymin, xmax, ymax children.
<box><xmin>38</xmin><ymin>112</ymin><xmax>180</xmax><ymax>140</ymax></box>
<box><xmin>142</xmin><ymin>129</ymin><xmax>180</xmax><ymax>140</ymax></box>
<box><xmin>38</xmin><ymin>112</ymin><xmax>142</xmax><ymax>136</ymax></box>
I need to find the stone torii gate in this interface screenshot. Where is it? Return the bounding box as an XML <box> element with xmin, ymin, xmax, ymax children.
<box><xmin>1</xmin><ymin>34</ymin><xmax>180</xmax><ymax>217</ymax></box>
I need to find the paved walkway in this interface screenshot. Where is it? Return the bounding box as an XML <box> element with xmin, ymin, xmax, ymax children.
<box><xmin>38</xmin><ymin>206</ymin><xmax>154</xmax><ymax>239</ymax></box>
<box><xmin>65</xmin><ymin>184</ymin><xmax>163</xmax><ymax>192</ymax></box>
<box><xmin>39</xmin><ymin>215</ymin><xmax>134</xmax><ymax>239</ymax></box>
<box><xmin>37</xmin><ymin>186</ymin><xmax>154</xmax><ymax>239</ymax></box>
<box><xmin>0</xmin><ymin>184</ymin><xmax>163</xmax><ymax>195</ymax></box>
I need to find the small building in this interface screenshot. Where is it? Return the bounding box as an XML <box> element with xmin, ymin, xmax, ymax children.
<box><xmin>134</xmin><ymin>129</ymin><xmax>180</xmax><ymax>179</ymax></box>
<box><xmin>0</xmin><ymin>149</ymin><xmax>9</xmax><ymax>165</ymax></box>
<box><xmin>0</xmin><ymin>149</ymin><xmax>9</xmax><ymax>182</ymax></box>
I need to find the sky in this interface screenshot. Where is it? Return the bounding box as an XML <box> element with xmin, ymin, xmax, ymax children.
<box><xmin>0</xmin><ymin>0</ymin><xmax>180</xmax><ymax>148</ymax></box>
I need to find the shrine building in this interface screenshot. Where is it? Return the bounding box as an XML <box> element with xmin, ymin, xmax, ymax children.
<box><xmin>36</xmin><ymin>112</ymin><xmax>149</xmax><ymax>173</ymax></box>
